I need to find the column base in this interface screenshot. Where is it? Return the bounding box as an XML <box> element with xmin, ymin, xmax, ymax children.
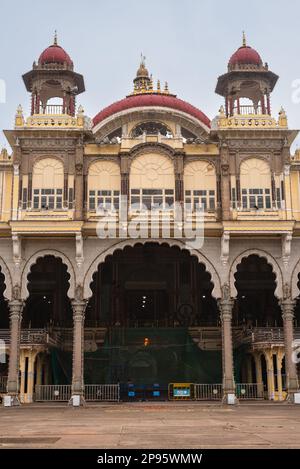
<box><xmin>222</xmin><ymin>393</ymin><xmax>238</xmax><ymax>405</ymax></box>
<box><xmin>3</xmin><ymin>394</ymin><xmax>21</xmax><ymax>407</ymax></box>
<box><xmin>69</xmin><ymin>394</ymin><xmax>86</xmax><ymax>407</ymax></box>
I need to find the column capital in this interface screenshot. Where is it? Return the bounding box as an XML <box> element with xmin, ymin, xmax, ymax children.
<box><xmin>280</xmin><ymin>298</ymin><xmax>296</xmax><ymax>320</ymax></box>
<box><xmin>8</xmin><ymin>299</ymin><xmax>24</xmax><ymax>319</ymax></box>
<box><xmin>218</xmin><ymin>297</ymin><xmax>235</xmax><ymax>320</ymax></box>
<box><xmin>71</xmin><ymin>299</ymin><xmax>87</xmax><ymax>321</ymax></box>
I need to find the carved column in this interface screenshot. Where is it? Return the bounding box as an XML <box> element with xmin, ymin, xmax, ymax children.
<box><xmin>174</xmin><ymin>152</ymin><xmax>184</xmax><ymax>204</ymax></box>
<box><xmin>71</xmin><ymin>297</ymin><xmax>87</xmax><ymax>404</ymax></box>
<box><xmin>220</xmin><ymin>144</ymin><xmax>231</xmax><ymax>220</ymax></box>
<box><xmin>280</xmin><ymin>298</ymin><xmax>299</xmax><ymax>397</ymax></box>
<box><xmin>6</xmin><ymin>298</ymin><xmax>24</xmax><ymax>404</ymax></box>
<box><xmin>74</xmin><ymin>142</ymin><xmax>84</xmax><ymax>220</ymax></box>
<box><xmin>218</xmin><ymin>286</ymin><xmax>236</xmax><ymax>402</ymax></box>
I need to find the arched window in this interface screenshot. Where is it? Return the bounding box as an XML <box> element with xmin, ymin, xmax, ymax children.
<box><xmin>130</xmin><ymin>153</ymin><xmax>174</xmax><ymax>210</ymax></box>
<box><xmin>32</xmin><ymin>158</ymin><xmax>64</xmax><ymax>210</ymax></box>
<box><xmin>131</xmin><ymin>122</ymin><xmax>173</xmax><ymax>138</ymax></box>
<box><xmin>88</xmin><ymin>160</ymin><xmax>120</xmax><ymax>212</ymax></box>
<box><xmin>240</xmin><ymin>158</ymin><xmax>272</xmax><ymax>209</ymax></box>
<box><xmin>184</xmin><ymin>161</ymin><xmax>216</xmax><ymax>211</ymax></box>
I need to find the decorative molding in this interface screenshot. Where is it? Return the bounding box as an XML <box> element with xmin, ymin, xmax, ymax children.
<box><xmin>12</xmin><ymin>234</ymin><xmax>22</xmax><ymax>268</ymax></box>
<box><xmin>0</xmin><ymin>256</ymin><xmax>13</xmax><ymax>300</ymax></box>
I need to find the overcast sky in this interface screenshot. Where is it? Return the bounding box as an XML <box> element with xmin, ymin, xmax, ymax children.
<box><xmin>1</xmin><ymin>0</ymin><xmax>300</xmax><ymax>149</ymax></box>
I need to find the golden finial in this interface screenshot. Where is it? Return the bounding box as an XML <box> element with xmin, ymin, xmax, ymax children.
<box><xmin>149</xmin><ymin>74</ymin><xmax>153</xmax><ymax>91</ymax></box>
<box><xmin>54</xmin><ymin>30</ymin><xmax>58</xmax><ymax>45</ymax></box>
<box><xmin>157</xmin><ymin>79</ymin><xmax>161</xmax><ymax>93</ymax></box>
<box><xmin>140</xmin><ymin>52</ymin><xmax>146</xmax><ymax>66</ymax></box>
<box><xmin>164</xmin><ymin>81</ymin><xmax>169</xmax><ymax>94</ymax></box>
<box><xmin>242</xmin><ymin>31</ymin><xmax>246</xmax><ymax>47</ymax></box>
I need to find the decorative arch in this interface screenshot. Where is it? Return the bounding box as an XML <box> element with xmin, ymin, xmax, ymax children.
<box><xmin>130</xmin><ymin>152</ymin><xmax>174</xmax><ymax>190</ymax></box>
<box><xmin>32</xmin><ymin>157</ymin><xmax>64</xmax><ymax>189</ymax></box>
<box><xmin>229</xmin><ymin>249</ymin><xmax>283</xmax><ymax>299</ymax></box>
<box><xmin>92</xmin><ymin>108</ymin><xmax>210</xmax><ymax>141</ymax></box>
<box><xmin>88</xmin><ymin>160</ymin><xmax>121</xmax><ymax>190</ymax></box>
<box><xmin>83</xmin><ymin>239</ymin><xmax>222</xmax><ymax>300</ymax></box>
<box><xmin>240</xmin><ymin>157</ymin><xmax>271</xmax><ymax>187</ymax></box>
<box><xmin>0</xmin><ymin>257</ymin><xmax>12</xmax><ymax>300</ymax></box>
<box><xmin>184</xmin><ymin>160</ymin><xmax>217</xmax><ymax>190</ymax></box>
<box><xmin>21</xmin><ymin>250</ymin><xmax>76</xmax><ymax>300</ymax></box>
<box><xmin>291</xmin><ymin>258</ymin><xmax>300</xmax><ymax>300</ymax></box>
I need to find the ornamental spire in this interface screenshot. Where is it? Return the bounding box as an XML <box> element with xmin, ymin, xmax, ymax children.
<box><xmin>242</xmin><ymin>31</ymin><xmax>246</xmax><ymax>47</ymax></box>
<box><xmin>54</xmin><ymin>30</ymin><xmax>58</xmax><ymax>45</ymax></box>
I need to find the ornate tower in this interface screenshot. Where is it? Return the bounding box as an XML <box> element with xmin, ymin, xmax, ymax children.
<box><xmin>22</xmin><ymin>33</ymin><xmax>85</xmax><ymax>116</ymax></box>
<box><xmin>215</xmin><ymin>33</ymin><xmax>278</xmax><ymax>116</ymax></box>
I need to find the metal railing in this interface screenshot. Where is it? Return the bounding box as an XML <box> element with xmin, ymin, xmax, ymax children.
<box><xmin>35</xmin><ymin>384</ymin><xmax>120</xmax><ymax>402</ymax></box>
<box><xmin>0</xmin><ymin>376</ymin><xmax>7</xmax><ymax>393</ymax></box>
<box><xmin>194</xmin><ymin>383</ymin><xmax>223</xmax><ymax>400</ymax></box>
<box><xmin>40</xmin><ymin>104</ymin><xmax>64</xmax><ymax>115</ymax></box>
<box><xmin>85</xmin><ymin>384</ymin><xmax>120</xmax><ymax>402</ymax></box>
<box><xmin>35</xmin><ymin>385</ymin><xmax>72</xmax><ymax>402</ymax></box>
<box><xmin>0</xmin><ymin>329</ymin><xmax>62</xmax><ymax>347</ymax></box>
<box><xmin>236</xmin><ymin>383</ymin><xmax>264</xmax><ymax>399</ymax></box>
<box><xmin>233</xmin><ymin>105</ymin><xmax>264</xmax><ymax>115</ymax></box>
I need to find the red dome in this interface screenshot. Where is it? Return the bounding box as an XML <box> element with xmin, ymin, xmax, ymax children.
<box><xmin>39</xmin><ymin>44</ymin><xmax>73</xmax><ymax>66</ymax></box>
<box><xmin>93</xmin><ymin>94</ymin><xmax>210</xmax><ymax>128</ymax></box>
<box><xmin>229</xmin><ymin>45</ymin><xmax>262</xmax><ymax>66</ymax></box>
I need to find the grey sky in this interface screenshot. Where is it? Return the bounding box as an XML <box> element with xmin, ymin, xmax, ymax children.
<box><xmin>1</xmin><ymin>0</ymin><xmax>300</xmax><ymax>149</ymax></box>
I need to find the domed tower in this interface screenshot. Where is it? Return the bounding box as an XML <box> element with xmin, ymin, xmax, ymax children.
<box><xmin>215</xmin><ymin>33</ymin><xmax>278</xmax><ymax>116</ymax></box>
<box><xmin>22</xmin><ymin>32</ymin><xmax>85</xmax><ymax>116</ymax></box>
<box><xmin>133</xmin><ymin>55</ymin><xmax>152</xmax><ymax>93</ymax></box>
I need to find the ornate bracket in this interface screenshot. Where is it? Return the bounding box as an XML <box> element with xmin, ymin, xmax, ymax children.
<box><xmin>221</xmin><ymin>231</ymin><xmax>230</xmax><ymax>265</ymax></box>
<box><xmin>75</xmin><ymin>233</ymin><xmax>84</xmax><ymax>268</ymax></box>
<box><xmin>12</xmin><ymin>234</ymin><xmax>22</xmax><ymax>268</ymax></box>
<box><xmin>282</xmin><ymin>233</ymin><xmax>292</xmax><ymax>268</ymax></box>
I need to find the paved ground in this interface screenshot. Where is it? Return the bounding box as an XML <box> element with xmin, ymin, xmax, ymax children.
<box><xmin>0</xmin><ymin>402</ymin><xmax>300</xmax><ymax>449</ymax></box>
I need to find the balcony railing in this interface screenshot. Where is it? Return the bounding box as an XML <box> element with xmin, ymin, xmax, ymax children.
<box><xmin>0</xmin><ymin>329</ymin><xmax>61</xmax><ymax>347</ymax></box>
<box><xmin>39</xmin><ymin>104</ymin><xmax>64</xmax><ymax>115</ymax></box>
<box><xmin>233</xmin><ymin>105</ymin><xmax>265</xmax><ymax>116</ymax></box>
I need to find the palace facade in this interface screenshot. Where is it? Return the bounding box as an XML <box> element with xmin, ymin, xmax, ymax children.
<box><xmin>0</xmin><ymin>34</ymin><xmax>300</xmax><ymax>405</ymax></box>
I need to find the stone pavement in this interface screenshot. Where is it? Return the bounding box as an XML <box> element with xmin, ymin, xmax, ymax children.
<box><xmin>0</xmin><ymin>402</ymin><xmax>300</xmax><ymax>449</ymax></box>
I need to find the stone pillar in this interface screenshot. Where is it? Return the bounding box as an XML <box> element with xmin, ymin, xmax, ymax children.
<box><xmin>276</xmin><ymin>352</ymin><xmax>284</xmax><ymax>401</ymax></box>
<box><xmin>218</xmin><ymin>287</ymin><xmax>236</xmax><ymax>403</ymax></box>
<box><xmin>254</xmin><ymin>353</ymin><xmax>264</xmax><ymax>397</ymax></box>
<box><xmin>71</xmin><ymin>299</ymin><xmax>87</xmax><ymax>405</ymax></box>
<box><xmin>265</xmin><ymin>351</ymin><xmax>275</xmax><ymax>400</ymax></box>
<box><xmin>6</xmin><ymin>299</ymin><xmax>23</xmax><ymax>405</ymax></box>
<box><xmin>26</xmin><ymin>351</ymin><xmax>37</xmax><ymax>403</ymax></box>
<box><xmin>280</xmin><ymin>299</ymin><xmax>299</xmax><ymax>398</ymax></box>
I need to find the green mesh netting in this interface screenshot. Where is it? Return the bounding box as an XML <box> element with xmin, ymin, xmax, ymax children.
<box><xmin>50</xmin><ymin>328</ymin><xmax>247</xmax><ymax>386</ymax></box>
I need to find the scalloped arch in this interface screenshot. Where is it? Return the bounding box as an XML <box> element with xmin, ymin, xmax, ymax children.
<box><xmin>21</xmin><ymin>250</ymin><xmax>76</xmax><ymax>300</ymax></box>
<box><xmin>0</xmin><ymin>257</ymin><xmax>12</xmax><ymax>300</ymax></box>
<box><xmin>291</xmin><ymin>258</ymin><xmax>300</xmax><ymax>299</ymax></box>
<box><xmin>83</xmin><ymin>239</ymin><xmax>221</xmax><ymax>300</ymax></box>
<box><xmin>229</xmin><ymin>249</ymin><xmax>283</xmax><ymax>298</ymax></box>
